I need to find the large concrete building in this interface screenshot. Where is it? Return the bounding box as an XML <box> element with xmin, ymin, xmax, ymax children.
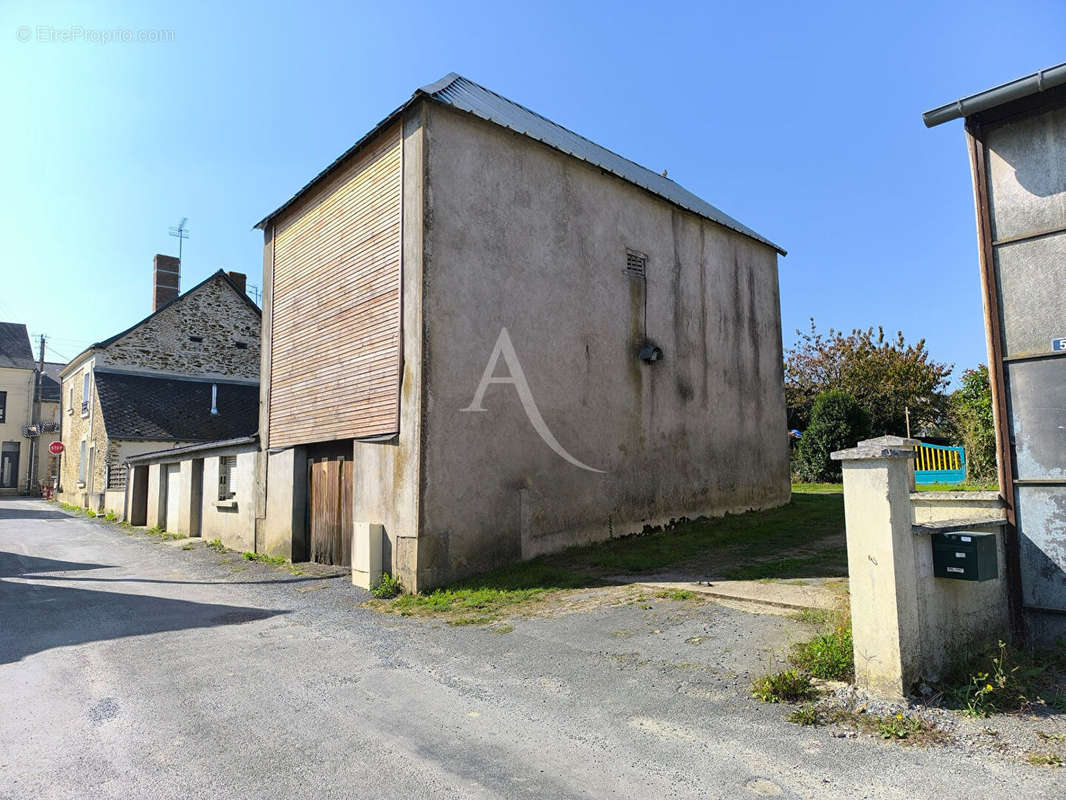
<box><xmin>253</xmin><ymin>74</ymin><xmax>790</xmax><ymax>590</ymax></box>
<box><xmin>58</xmin><ymin>260</ymin><xmax>261</xmax><ymax>515</ymax></box>
<box><xmin>925</xmin><ymin>63</ymin><xmax>1066</xmax><ymax>644</ymax></box>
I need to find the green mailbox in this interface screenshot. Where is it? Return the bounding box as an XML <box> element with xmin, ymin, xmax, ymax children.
<box><xmin>931</xmin><ymin>531</ymin><xmax>998</xmax><ymax>581</ymax></box>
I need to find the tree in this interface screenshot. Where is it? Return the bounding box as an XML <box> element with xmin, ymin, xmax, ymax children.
<box><xmin>950</xmin><ymin>365</ymin><xmax>997</xmax><ymax>483</ymax></box>
<box><xmin>784</xmin><ymin>319</ymin><xmax>952</xmax><ymax>436</ymax></box>
<box><xmin>794</xmin><ymin>390</ymin><xmax>871</xmax><ymax>482</ymax></box>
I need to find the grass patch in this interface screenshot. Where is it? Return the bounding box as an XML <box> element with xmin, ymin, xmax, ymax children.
<box><xmin>379</xmin><ymin>561</ymin><xmax>592</xmax><ymax>624</ymax></box>
<box><xmin>654</xmin><ymin>589</ymin><xmax>697</xmax><ymax>601</ymax></box>
<box><xmin>791</xmin><ymin>482</ymin><xmax>843</xmax><ymax>494</ymax></box>
<box><xmin>242</xmin><ymin>551</ymin><xmax>286</xmax><ymax>565</ymax></box>
<box><xmin>938</xmin><ymin>640</ymin><xmax>1066</xmax><ymax>716</ymax></box>
<box><xmin>561</xmin><ymin>488</ymin><xmax>843</xmax><ymax>575</ymax></box>
<box><xmin>751</xmin><ymin>670</ymin><xmax>817</xmax><ymax>703</ymax></box>
<box><xmin>723</xmin><ymin>547</ymin><xmax>848</xmax><ymax>581</ymax></box>
<box><xmin>368</xmin><ymin>483</ymin><xmax>844</xmax><ymax>623</ymax></box>
<box><xmin>370</xmin><ymin>572</ymin><xmax>403</xmax><ymax>599</ymax></box>
<box><xmin>103</xmin><ymin>511</ymin><xmax>118</xmax><ymax>522</ymax></box>
<box><xmin>205</xmin><ymin>539</ymin><xmax>227</xmax><ymax>553</ymax></box>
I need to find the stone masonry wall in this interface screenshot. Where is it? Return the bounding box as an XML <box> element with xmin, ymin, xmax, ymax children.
<box><xmin>100</xmin><ymin>275</ymin><xmax>260</xmax><ymax>379</ymax></box>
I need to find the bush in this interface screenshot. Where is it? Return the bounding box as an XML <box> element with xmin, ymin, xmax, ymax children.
<box><xmin>794</xmin><ymin>390</ymin><xmax>871</xmax><ymax>482</ymax></box>
<box><xmin>951</xmin><ymin>365</ymin><xmax>997</xmax><ymax>484</ymax></box>
<box><xmin>371</xmin><ymin>572</ymin><xmax>403</xmax><ymax>599</ymax></box>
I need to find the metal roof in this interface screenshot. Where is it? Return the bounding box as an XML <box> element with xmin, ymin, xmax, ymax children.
<box><xmin>923</xmin><ymin>62</ymin><xmax>1066</xmax><ymax>128</ymax></box>
<box><xmin>256</xmin><ymin>74</ymin><xmax>785</xmax><ymax>255</ymax></box>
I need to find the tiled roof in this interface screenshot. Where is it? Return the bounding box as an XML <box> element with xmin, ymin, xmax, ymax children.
<box><xmin>95</xmin><ymin>371</ymin><xmax>259</xmax><ymax>442</ymax></box>
<box><xmin>0</xmin><ymin>322</ymin><xmax>35</xmax><ymax>370</ymax></box>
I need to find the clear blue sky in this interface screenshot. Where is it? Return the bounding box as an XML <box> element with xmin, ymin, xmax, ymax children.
<box><xmin>1</xmin><ymin>1</ymin><xmax>1063</xmax><ymax>381</ymax></box>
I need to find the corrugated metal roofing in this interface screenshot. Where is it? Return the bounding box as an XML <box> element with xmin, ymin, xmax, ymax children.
<box><xmin>256</xmin><ymin>74</ymin><xmax>784</xmax><ymax>255</ymax></box>
<box><xmin>424</xmin><ymin>74</ymin><xmax>784</xmax><ymax>254</ymax></box>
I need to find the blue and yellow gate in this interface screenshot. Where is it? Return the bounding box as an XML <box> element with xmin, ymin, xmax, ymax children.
<box><xmin>914</xmin><ymin>442</ymin><xmax>966</xmax><ymax>485</ymax></box>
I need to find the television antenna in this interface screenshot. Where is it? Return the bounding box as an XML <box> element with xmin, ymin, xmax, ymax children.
<box><xmin>168</xmin><ymin>217</ymin><xmax>190</xmax><ymax>265</ymax></box>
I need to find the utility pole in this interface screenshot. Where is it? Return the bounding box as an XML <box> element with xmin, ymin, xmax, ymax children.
<box><xmin>905</xmin><ymin>405</ymin><xmax>911</xmax><ymax>439</ymax></box>
<box><xmin>28</xmin><ymin>335</ymin><xmax>45</xmax><ymax>493</ymax></box>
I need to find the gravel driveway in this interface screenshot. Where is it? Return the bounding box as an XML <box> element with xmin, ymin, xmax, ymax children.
<box><xmin>1</xmin><ymin>498</ymin><xmax>1061</xmax><ymax>799</ymax></box>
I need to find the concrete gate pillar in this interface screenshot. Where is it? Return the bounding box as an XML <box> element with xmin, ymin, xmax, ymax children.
<box><xmin>832</xmin><ymin>436</ymin><xmax>919</xmax><ymax>699</ymax></box>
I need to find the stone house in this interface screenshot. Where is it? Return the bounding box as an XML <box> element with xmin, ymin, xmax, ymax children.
<box><xmin>57</xmin><ymin>259</ymin><xmax>261</xmax><ymax>514</ymax></box>
<box><xmin>253</xmin><ymin>74</ymin><xmax>790</xmax><ymax>590</ymax></box>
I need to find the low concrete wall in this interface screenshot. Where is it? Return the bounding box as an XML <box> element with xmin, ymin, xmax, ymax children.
<box><xmin>910</xmin><ymin>490</ymin><xmax>1009</xmax><ymax>682</ymax></box>
<box><xmin>835</xmin><ymin>438</ymin><xmax>1011</xmax><ymax>698</ymax></box>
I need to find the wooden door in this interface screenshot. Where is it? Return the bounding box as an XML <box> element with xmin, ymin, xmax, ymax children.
<box><xmin>308</xmin><ymin>457</ymin><xmax>353</xmax><ymax>566</ymax></box>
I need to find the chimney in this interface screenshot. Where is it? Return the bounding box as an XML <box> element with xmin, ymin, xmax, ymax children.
<box><xmin>226</xmin><ymin>271</ymin><xmax>247</xmax><ymax>296</ymax></box>
<box><xmin>153</xmin><ymin>254</ymin><xmax>180</xmax><ymax>311</ymax></box>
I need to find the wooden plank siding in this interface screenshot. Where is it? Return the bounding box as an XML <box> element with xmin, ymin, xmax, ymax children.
<box><xmin>268</xmin><ymin>123</ymin><xmax>403</xmax><ymax>448</ymax></box>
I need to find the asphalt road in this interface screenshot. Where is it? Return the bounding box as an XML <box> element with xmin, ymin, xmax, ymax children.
<box><xmin>0</xmin><ymin>497</ymin><xmax>1062</xmax><ymax>799</ymax></box>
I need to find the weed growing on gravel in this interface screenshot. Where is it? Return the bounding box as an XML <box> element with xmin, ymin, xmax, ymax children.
<box><xmin>941</xmin><ymin>640</ymin><xmax>1065</xmax><ymax>717</ymax></box>
<box><xmin>206</xmin><ymin>539</ymin><xmax>227</xmax><ymax>553</ymax></box>
<box><xmin>1025</xmin><ymin>752</ymin><xmax>1064</xmax><ymax>767</ymax></box>
<box><xmin>104</xmin><ymin>511</ymin><xmax>117</xmax><ymax>522</ymax></box>
<box><xmin>822</xmin><ymin>708</ymin><xmax>946</xmax><ymax>745</ymax></box>
<box><xmin>751</xmin><ymin>670</ymin><xmax>816</xmax><ymax>703</ymax></box>
<box><xmin>242</xmin><ymin>551</ymin><xmax>286</xmax><ymax>565</ymax></box>
<box><xmin>788</xmin><ymin>704</ymin><xmax>820</xmax><ymax>725</ymax></box>
<box><xmin>877</xmin><ymin>713</ymin><xmax>925</xmax><ymax>740</ymax></box>
<box><xmin>370</xmin><ymin>572</ymin><xmax>403</xmax><ymax>599</ymax></box>
<box><xmin>791</xmin><ymin>626</ymin><xmax>853</xmax><ymax>681</ymax></box>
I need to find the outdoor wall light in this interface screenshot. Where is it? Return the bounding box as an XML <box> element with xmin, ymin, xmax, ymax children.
<box><xmin>639</xmin><ymin>345</ymin><xmax>663</xmax><ymax>363</ymax></box>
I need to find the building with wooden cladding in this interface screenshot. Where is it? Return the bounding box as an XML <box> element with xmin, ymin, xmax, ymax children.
<box><xmin>57</xmin><ymin>263</ymin><xmax>261</xmax><ymax>515</ymax></box>
<box><xmin>255</xmin><ymin>74</ymin><xmax>790</xmax><ymax>591</ymax></box>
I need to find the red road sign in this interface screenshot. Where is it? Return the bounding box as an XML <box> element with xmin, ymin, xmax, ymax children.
<box><xmin>48</xmin><ymin>441</ymin><xmax>64</xmax><ymax>455</ymax></box>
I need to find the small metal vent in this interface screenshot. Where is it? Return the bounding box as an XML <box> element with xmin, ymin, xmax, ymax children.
<box><xmin>626</xmin><ymin>250</ymin><xmax>647</xmax><ymax>279</ymax></box>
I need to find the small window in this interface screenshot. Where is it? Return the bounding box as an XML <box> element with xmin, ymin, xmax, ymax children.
<box><xmin>80</xmin><ymin>372</ymin><xmax>90</xmax><ymax>416</ymax></box>
<box><xmin>68</xmin><ymin>386</ymin><xmax>73</xmax><ymax>411</ymax></box>
<box><xmin>78</xmin><ymin>441</ymin><xmax>87</xmax><ymax>484</ymax></box>
<box><xmin>625</xmin><ymin>249</ymin><xmax>647</xmax><ymax>279</ymax></box>
<box><xmin>218</xmin><ymin>456</ymin><xmax>237</xmax><ymax>500</ymax></box>
<box><xmin>234</xmin><ymin>341</ymin><xmax>248</xmax><ymax>349</ymax></box>
<box><xmin>189</xmin><ymin>335</ymin><xmax>203</xmax><ymax>343</ymax></box>
<box><xmin>0</xmin><ymin>390</ymin><xmax>6</xmax><ymax>424</ymax></box>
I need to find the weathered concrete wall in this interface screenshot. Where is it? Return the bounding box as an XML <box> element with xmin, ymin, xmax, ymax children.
<box><xmin>146</xmin><ymin>463</ymin><xmax>164</xmax><ymax>528</ymax></box>
<box><xmin>0</xmin><ymin>365</ymin><xmax>34</xmax><ymax>493</ymax></box>
<box><xmin>414</xmin><ymin>104</ymin><xmax>789</xmax><ymax>587</ymax></box>
<box><xmin>261</xmin><ymin>447</ymin><xmax>307</xmax><ymax>560</ymax></box>
<box><xmin>98</xmin><ymin>274</ymin><xmax>261</xmax><ymax>380</ymax></box>
<box><xmin>201</xmin><ymin>450</ymin><xmax>256</xmax><ymax>551</ymax></box>
<box><xmin>983</xmin><ymin>103</ymin><xmax>1066</xmax><ymax>644</ymax></box>
<box><xmin>349</xmin><ymin>109</ymin><xmax>425</xmax><ymax>590</ymax></box>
